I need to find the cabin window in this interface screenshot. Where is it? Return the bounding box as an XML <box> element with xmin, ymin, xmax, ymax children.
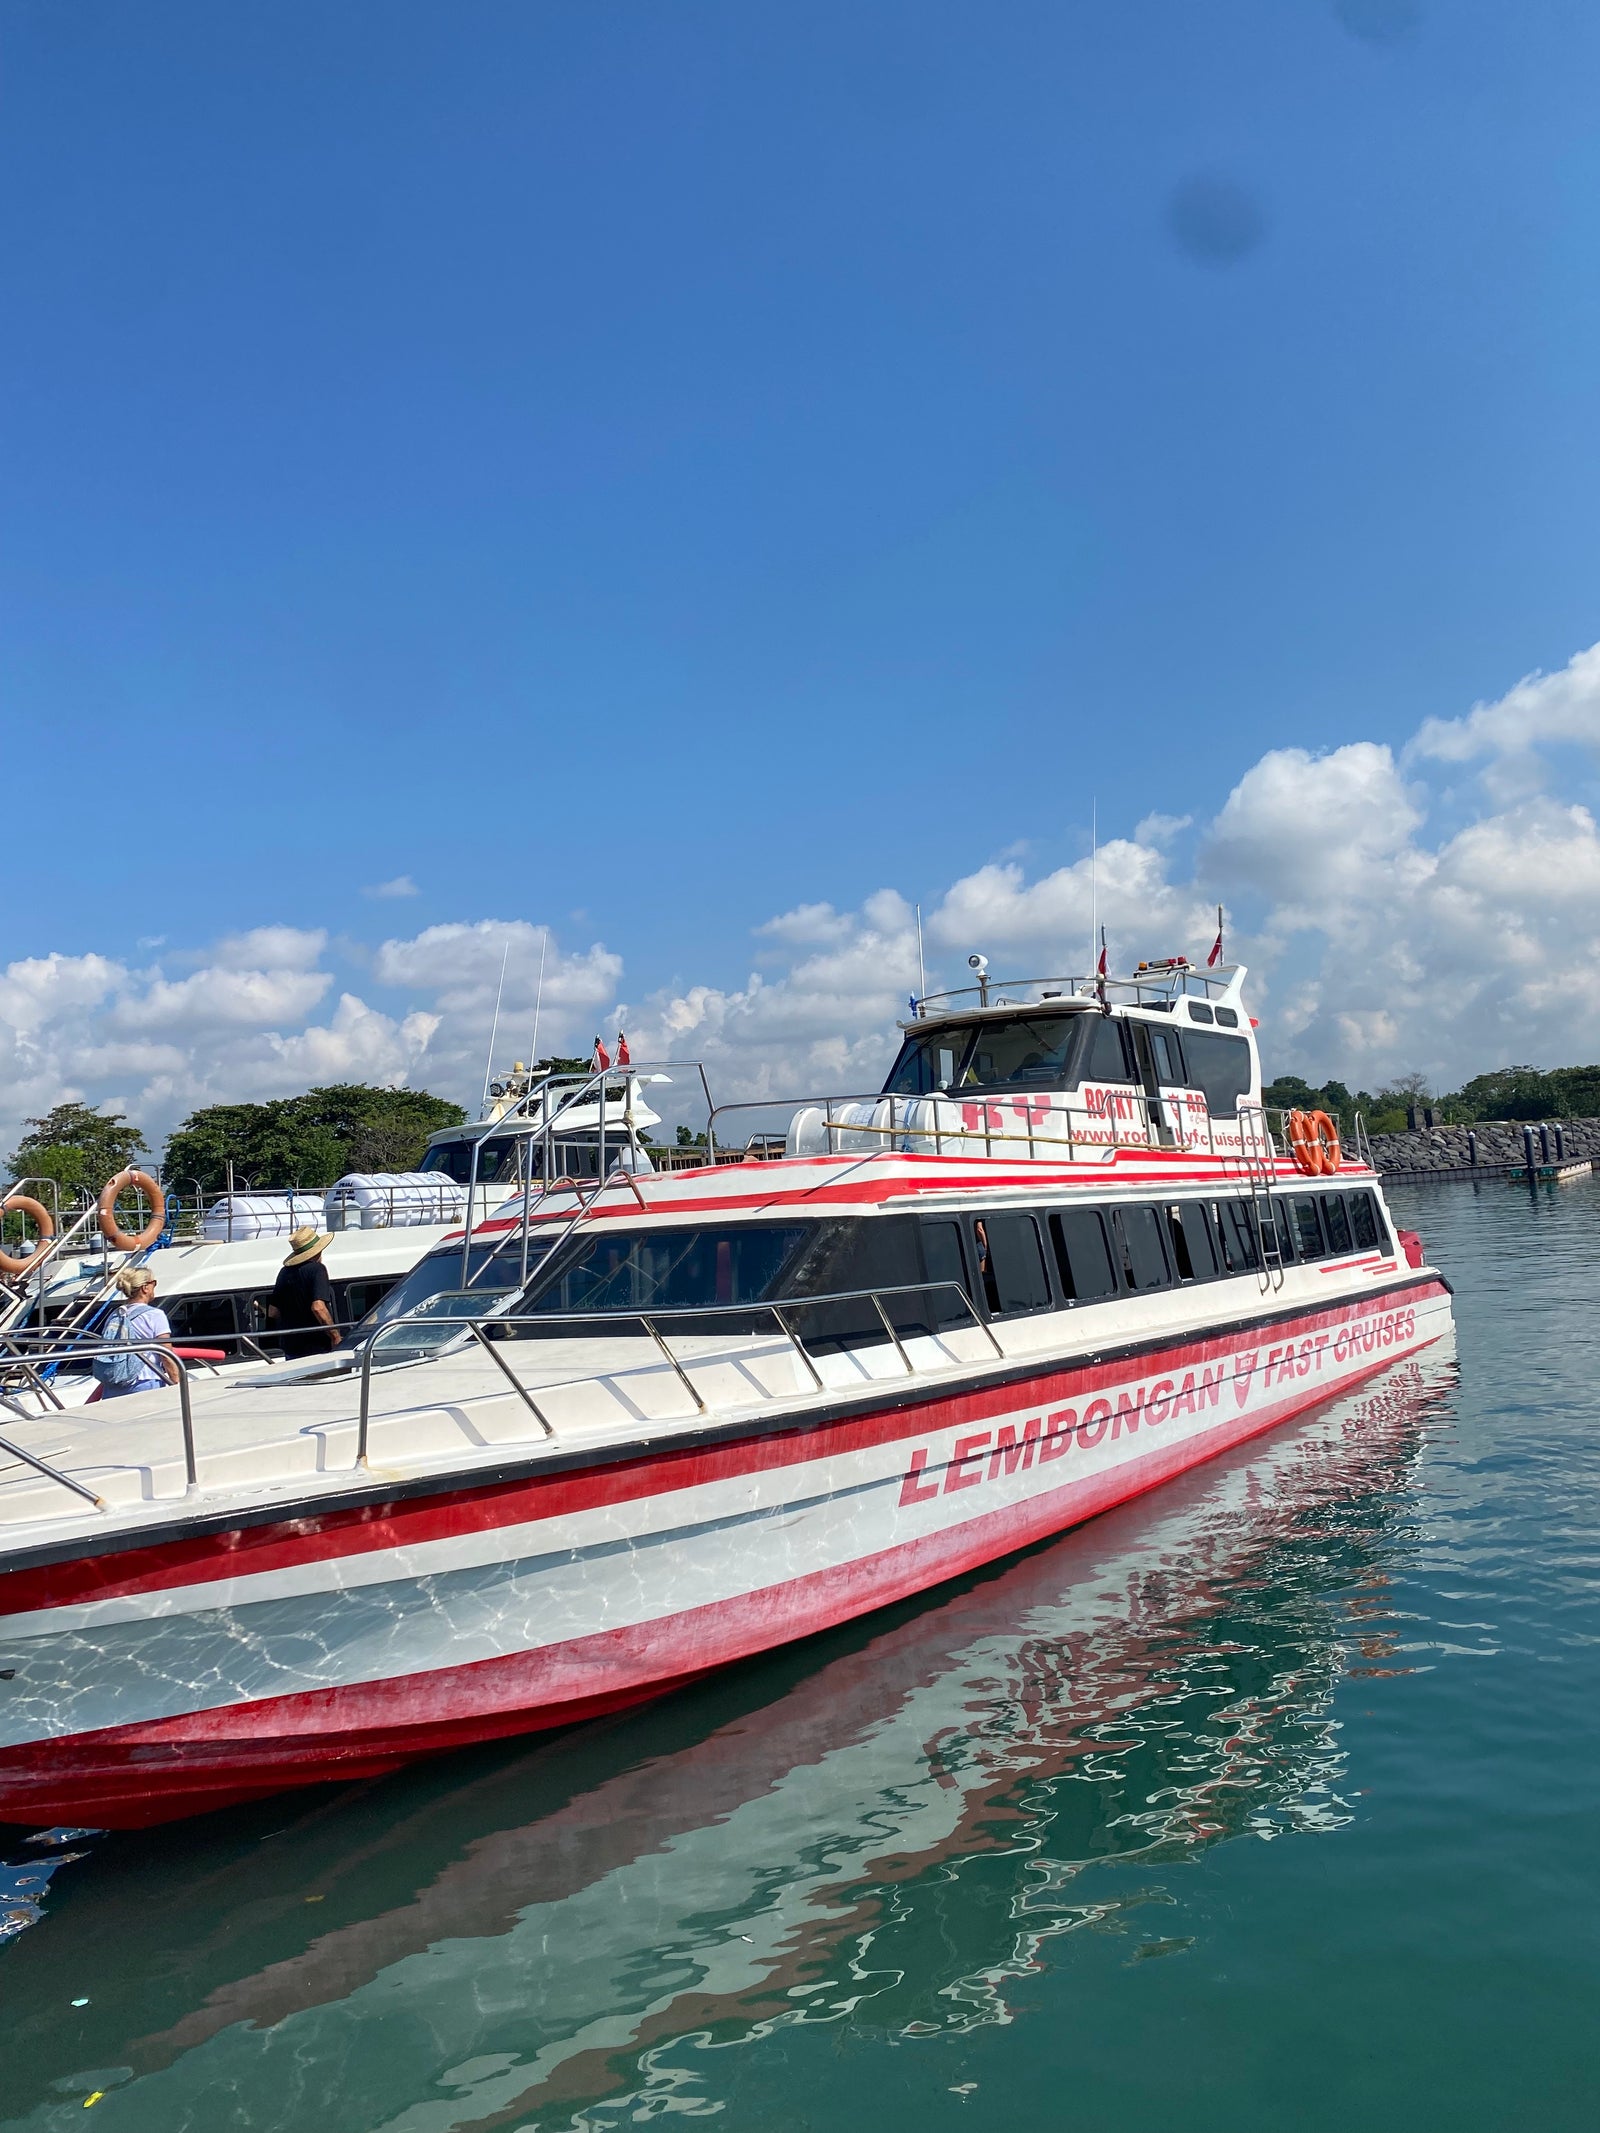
<box><xmin>883</xmin><ymin>1034</ymin><xmax>955</xmax><ymax>1095</ymax></box>
<box><xmin>1051</xmin><ymin>1208</ymin><xmax>1120</xmax><ymax>1301</ymax></box>
<box><xmin>1290</xmin><ymin>1196</ymin><xmax>1325</xmax><ymax>1260</ymax></box>
<box><xmin>1189</xmin><ymin>1002</ymin><xmax>1216</xmax><ymax>1024</ymax></box>
<box><xmin>1214</xmin><ymin>1007</ymin><xmax>1240</xmax><ymax>1028</ymax></box>
<box><xmin>1077</xmin><ymin>1015</ymin><xmax>1136</xmax><ymax>1086</ymax></box>
<box><xmin>973</xmin><ymin>1214</ymin><xmax>1053</xmax><ymax>1316</ymax></box>
<box><xmin>1165</xmin><ymin>1201</ymin><xmax>1219</xmax><ymax>1282</ymax></box>
<box><xmin>1320</xmin><ymin>1194</ymin><xmax>1354</xmax><ymax>1255</ymax></box>
<box><xmin>1149</xmin><ymin>1028</ymin><xmax>1188</xmax><ymax>1087</ymax></box>
<box><xmin>519</xmin><ymin>1223</ymin><xmax>809</xmax><ymax>1316</ymax></box>
<box><xmin>1114</xmin><ymin>1205</ymin><xmax>1171</xmax><ymax>1290</ymax></box>
<box><xmin>1215</xmin><ymin>1199</ymin><xmax>1261</xmax><ymax>1273</ymax></box>
<box><xmin>164</xmin><ymin>1292</ymin><xmax>239</xmax><ymax>1345</ymax></box>
<box><xmin>883</xmin><ymin>1016</ymin><xmax>1081</xmax><ymax>1094</ymax></box>
<box><xmin>961</xmin><ymin>1017</ymin><xmax>1080</xmax><ymax>1090</ymax></box>
<box><xmin>920</xmin><ymin>1219</ymin><xmax>976</xmax><ymax>1328</ymax></box>
<box><xmin>1180</xmin><ymin>1031</ymin><xmax>1251</xmax><ymax>1112</ymax></box>
<box><xmin>1350</xmin><ymin>1191</ymin><xmax>1382</xmax><ymax>1252</ymax></box>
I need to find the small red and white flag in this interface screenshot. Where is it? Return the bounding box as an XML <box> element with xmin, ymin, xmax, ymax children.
<box><xmin>1096</xmin><ymin>929</ymin><xmax>1108</xmax><ymax>978</ymax></box>
<box><xmin>616</xmin><ymin>1031</ymin><xmax>630</xmax><ymax>1067</ymax></box>
<box><xmin>593</xmin><ymin>1035</ymin><xmax>611</xmax><ymax>1070</ymax></box>
<box><xmin>1206</xmin><ymin>905</ymin><xmax>1224</xmax><ymax>969</ymax></box>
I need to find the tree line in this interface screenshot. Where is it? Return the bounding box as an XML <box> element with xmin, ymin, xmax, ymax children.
<box><xmin>6</xmin><ymin>1084</ymin><xmax>467</xmax><ymax>1200</ymax></box>
<box><xmin>1261</xmin><ymin>1063</ymin><xmax>1600</xmax><ymax>1134</ymax></box>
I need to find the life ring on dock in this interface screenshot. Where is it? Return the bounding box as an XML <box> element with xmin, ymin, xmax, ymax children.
<box><xmin>97</xmin><ymin>1169</ymin><xmax>166</xmax><ymax>1252</ymax></box>
<box><xmin>0</xmin><ymin>1194</ymin><xmax>56</xmax><ymax>1276</ymax></box>
<box><xmin>1287</xmin><ymin>1110</ymin><xmax>1340</xmax><ymax>1176</ymax></box>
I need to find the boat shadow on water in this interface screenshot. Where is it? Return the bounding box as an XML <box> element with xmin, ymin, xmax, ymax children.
<box><xmin>0</xmin><ymin>1347</ymin><xmax>1454</xmax><ymax>2132</ymax></box>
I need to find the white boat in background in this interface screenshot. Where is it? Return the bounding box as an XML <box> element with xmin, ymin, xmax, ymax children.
<box><xmin>0</xmin><ymin>1064</ymin><xmax>667</xmax><ymax>1399</ymax></box>
<box><xmin>0</xmin><ymin>957</ymin><xmax>1453</xmax><ymax>1827</ymax></box>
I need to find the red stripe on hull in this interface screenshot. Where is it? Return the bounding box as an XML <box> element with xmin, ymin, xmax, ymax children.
<box><xmin>0</xmin><ymin>1339</ymin><xmax>1434</xmax><ymax>1829</ymax></box>
<box><xmin>0</xmin><ymin>1278</ymin><xmax>1447</xmax><ymax>1618</ymax></box>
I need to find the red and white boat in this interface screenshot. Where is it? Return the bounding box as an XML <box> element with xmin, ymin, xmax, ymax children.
<box><xmin>0</xmin><ymin>959</ymin><xmax>1451</xmax><ymax>1827</ymax></box>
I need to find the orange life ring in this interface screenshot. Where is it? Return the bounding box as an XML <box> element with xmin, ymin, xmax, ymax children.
<box><xmin>98</xmin><ymin>1169</ymin><xmax>166</xmax><ymax>1252</ymax></box>
<box><xmin>1286</xmin><ymin>1109</ymin><xmax>1340</xmax><ymax>1176</ymax></box>
<box><xmin>0</xmin><ymin>1194</ymin><xmax>56</xmax><ymax>1276</ymax></box>
<box><xmin>1310</xmin><ymin>1109</ymin><xmax>1341</xmax><ymax>1174</ymax></box>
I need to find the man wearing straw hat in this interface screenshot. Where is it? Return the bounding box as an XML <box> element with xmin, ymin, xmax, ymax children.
<box><xmin>266</xmin><ymin>1225</ymin><xmax>343</xmax><ymax>1359</ymax></box>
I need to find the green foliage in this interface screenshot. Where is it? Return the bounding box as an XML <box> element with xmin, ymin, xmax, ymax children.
<box><xmin>163</xmin><ymin>1084</ymin><xmax>468</xmax><ymax>1194</ymax></box>
<box><xmin>6</xmin><ymin>1103</ymin><xmax>149</xmax><ymax>1202</ymax></box>
<box><xmin>1260</xmin><ymin>1076</ymin><xmax>1372</xmax><ymax>1132</ymax></box>
<box><xmin>1264</xmin><ymin>1058</ymin><xmax>1600</xmax><ymax>1132</ymax></box>
<box><xmin>675</xmin><ymin>1125</ymin><xmax>708</xmax><ymax>1148</ymax></box>
<box><xmin>1449</xmin><ymin>1064</ymin><xmax>1600</xmax><ymax>1121</ymax></box>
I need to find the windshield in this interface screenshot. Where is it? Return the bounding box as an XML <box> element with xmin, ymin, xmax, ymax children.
<box><xmin>419</xmin><ymin>1137</ymin><xmax>522</xmax><ymax>1185</ymax></box>
<box><xmin>358</xmin><ymin>1235</ymin><xmax>548</xmax><ymax>1335</ymax></box>
<box><xmin>883</xmin><ymin>1014</ymin><xmax>1083</xmax><ymax>1094</ymax></box>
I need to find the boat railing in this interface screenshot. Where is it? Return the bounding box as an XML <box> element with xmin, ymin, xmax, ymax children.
<box><xmin>706</xmin><ymin>1088</ymin><xmax>1250</xmax><ymax>1164</ymax></box>
<box><xmin>356</xmin><ymin>1279</ymin><xmax>1004</xmax><ymax>1469</ymax></box>
<box><xmin>911</xmin><ymin>963</ymin><xmax>1242</xmax><ymax>1018</ymax></box>
<box><xmin>0</xmin><ymin>1331</ymin><xmax>207</xmax><ymax>1511</ymax></box>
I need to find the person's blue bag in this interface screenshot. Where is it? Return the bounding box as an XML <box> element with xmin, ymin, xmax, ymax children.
<box><xmin>91</xmin><ymin>1306</ymin><xmax>147</xmax><ymax>1389</ymax></box>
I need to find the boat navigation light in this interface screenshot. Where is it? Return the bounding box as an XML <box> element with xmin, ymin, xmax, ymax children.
<box><xmin>967</xmin><ymin>952</ymin><xmax>990</xmax><ymax>1007</ymax></box>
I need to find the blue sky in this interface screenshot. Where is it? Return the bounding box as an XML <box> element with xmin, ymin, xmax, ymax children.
<box><xmin>7</xmin><ymin>2</ymin><xmax>1600</xmax><ymax>1140</ymax></box>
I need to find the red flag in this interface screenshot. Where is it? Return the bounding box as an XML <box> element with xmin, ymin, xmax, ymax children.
<box><xmin>1207</xmin><ymin>905</ymin><xmax>1224</xmax><ymax>968</ymax></box>
<box><xmin>1096</xmin><ymin>939</ymin><xmax>1107</xmax><ymax>977</ymax></box>
<box><xmin>593</xmin><ymin>1036</ymin><xmax>611</xmax><ymax>1070</ymax></box>
<box><xmin>616</xmin><ymin>1031</ymin><xmax>630</xmax><ymax>1067</ymax></box>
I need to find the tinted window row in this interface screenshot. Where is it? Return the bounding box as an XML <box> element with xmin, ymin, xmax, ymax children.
<box><xmin>500</xmin><ymin>1188</ymin><xmax>1390</xmax><ymax>1352</ymax></box>
<box><xmin>1043</xmin><ymin>1188</ymin><xmax>1387</xmax><ymax>1313</ymax></box>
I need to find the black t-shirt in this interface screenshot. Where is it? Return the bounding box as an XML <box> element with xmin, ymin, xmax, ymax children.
<box><xmin>269</xmin><ymin>1257</ymin><xmax>336</xmax><ymax>1357</ymax></box>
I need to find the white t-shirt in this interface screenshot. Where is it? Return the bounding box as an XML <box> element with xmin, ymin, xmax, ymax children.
<box><xmin>108</xmin><ymin>1302</ymin><xmax>172</xmax><ymax>1394</ymax></box>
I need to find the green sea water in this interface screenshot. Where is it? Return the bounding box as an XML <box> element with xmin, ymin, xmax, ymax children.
<box><xmin>1</xmin><ymin>1178</ymin><xmax>1596</xmax><ymax>2131</ymax></box>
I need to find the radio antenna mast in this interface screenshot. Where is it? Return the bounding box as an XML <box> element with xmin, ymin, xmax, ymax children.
<box><xmin>481</xmin><ymin>941</ymin><xmax>509</xmax><ymax>1112</ymax></box>
<box><xmin>528</xmin><ymin>931</ymin><xmax>548</xmax><ymax>1067</ymax></box>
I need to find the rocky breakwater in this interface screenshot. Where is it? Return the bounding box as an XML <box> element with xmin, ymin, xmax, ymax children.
<box><xmin>1366</xmin><ymin>1118</ymin><xmax>1600</xmax><ymax>1176</ymax></box>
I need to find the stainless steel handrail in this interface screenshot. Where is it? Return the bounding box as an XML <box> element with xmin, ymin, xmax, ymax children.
<box><xmin>353</xmin><ymin>1279</ymin><xmax>1003</xmax><ymax>1470</ymax></box>
<box><xmin>0</xmin><ymin>1335</ymin><xmax>202</xmax><ymax>1510</ymax></box>
<box><xmin>912</xmin><ymin>965</ymin><xmax>1241</xmax><ymax>1016</ymax></box>
<box><xmin>706</xmin><ymin>1088</ymin><xmax>1251</xmax><ymax>1164</ymax></box>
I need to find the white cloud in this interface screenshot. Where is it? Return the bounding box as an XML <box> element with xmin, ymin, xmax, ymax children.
<box><xmin>364</xmin><ymin>874</ymin><xmax>420</xmax><ymax>900</ymax></box>
<box><xmin>112</xmin><ymin>967</ymin><xmax>333</xmax><ymax>1034</ymax></box>
<box><xmin>756</xmin><ymin>902</ymin><xmax>854</xmax><ymax>946</ymax></box>
<box><xmin>1409</xmin><ymin>642</ymin><xmax>1600</xmax><ymax>766</ymax></box>
<box><xmin>208</xmin><ymin>926</ymin><xmax>328</xmax><ymax>973</ymax></box>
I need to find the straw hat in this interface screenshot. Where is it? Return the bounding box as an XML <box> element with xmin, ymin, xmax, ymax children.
<box><xmin>283</xmin><ymin>1225</ymin><xmax>332</xmax><ymax>1267</ymax></box>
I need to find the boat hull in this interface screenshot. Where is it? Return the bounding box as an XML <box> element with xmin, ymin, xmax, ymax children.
<box><xmin>0</xmin><ymin>1276</ymin><xmax>1449</xmax><ymax>1827</ymax></box>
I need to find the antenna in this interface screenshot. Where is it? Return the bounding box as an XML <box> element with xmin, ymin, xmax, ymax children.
<box><xmin>1089</xmin><ymin>798</ymin><xmax>1097</xmax><ymax>992</ymax></box>
<box><xmin>481</xmin><ymin>941</ymin><xmax>510</xmax><ymax>1112</ymax></box>
<box><xmin>528</xmin><ymin>930</ymin><xmax>548</xmax><ymax>1068</ymax></box>
<box><xmin>915</xmin><ymin>902</ymin><xmax>927</xmax><ymax>1004</ymax></box>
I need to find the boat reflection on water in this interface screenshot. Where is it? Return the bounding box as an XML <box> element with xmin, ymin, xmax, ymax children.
<box><xmin>3</xmin><ymin>1347</ymin><xmax>1452</xmax><ymax>2131</ymax></box>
